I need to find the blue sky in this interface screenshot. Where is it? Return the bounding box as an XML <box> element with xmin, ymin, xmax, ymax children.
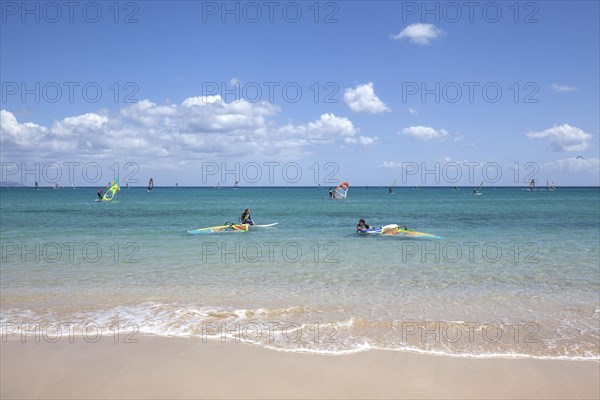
<box><xmin>1</xmin><ymin>1</ymin><xmax>598</xmax><ymax>187</ymax></box>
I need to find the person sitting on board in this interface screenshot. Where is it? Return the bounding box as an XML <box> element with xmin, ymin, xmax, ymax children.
<box><xmin>357</xmin><ymin>218</ymin><xmax>371</xmax><ymax>231</ymax></box>
<box><xmin>240</xmin><ymin>208</ymin><xmax>254</xmax><ymax>225</ymax></box>
<box><xmin>97</xmin><ymin>188</ymin><xmax>103</xmax><ymax>199</ymax></box>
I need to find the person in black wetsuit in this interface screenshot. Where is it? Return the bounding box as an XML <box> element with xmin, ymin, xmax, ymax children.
<box><xmin>357</xmin><ymin>218</ymin><xmax>370</xmax><ymax>231</ymax></box>
<box><xmin>240</xmin><ymin>208</ymin><xmax>254</xmax><ymax>225</ymax></box>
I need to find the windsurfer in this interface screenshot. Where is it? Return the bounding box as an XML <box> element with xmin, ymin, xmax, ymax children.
<box><xmin>240</xmin><ymin>208</ymin><xmax>254</xmax><ymax>225</ymax></box>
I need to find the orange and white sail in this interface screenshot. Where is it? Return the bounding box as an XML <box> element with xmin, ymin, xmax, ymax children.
<box><xmin>333</xmin><ymin>181</ymin><xmax>349</xmax><ymax>199</ymax></box>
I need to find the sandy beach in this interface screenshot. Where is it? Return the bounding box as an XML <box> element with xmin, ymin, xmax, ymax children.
<box><xmin>1</xmin><ymin>335</ymin><xmax>598</xmax><ymax>399</ymax></box>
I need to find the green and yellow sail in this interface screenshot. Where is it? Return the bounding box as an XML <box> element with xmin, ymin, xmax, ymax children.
<box><xmin>102</xmin><ymin>178</ymin><xmax>120</xmax><ymax>201</ymax></box>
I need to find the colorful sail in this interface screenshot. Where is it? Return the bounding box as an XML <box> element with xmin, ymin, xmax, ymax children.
<box><xmin>333</xmin><ymin>181</ymin><xmax>349</xmax><ymax>199</ymax></box>
<box><xmin>357</xmin><ymin>224</ymin><xmax>443</xmax><ymax>239</ymax></box>
<box><xmin>102</xmin><ymin>178</ymin><xmax>120</xmax><ymax>201</ymax></box>
<box><xmin>188</xmin><ymin>223</ymin><xmax>249</xmax><ymax>234</ymax></box>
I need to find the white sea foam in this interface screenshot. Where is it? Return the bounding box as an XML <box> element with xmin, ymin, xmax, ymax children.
<box><xmin>2</xmin><ymin>303</ymin><xmax>599</xmax><ymax>361</ymax></box>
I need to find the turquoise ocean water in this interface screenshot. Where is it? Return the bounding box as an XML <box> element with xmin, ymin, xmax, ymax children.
<box><xmin>1</xmin><ymin>186</ymin><xmax>599</xmax><ymax>359</ymax></box>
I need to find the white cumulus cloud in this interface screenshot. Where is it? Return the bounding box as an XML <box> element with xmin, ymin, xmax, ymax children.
<box><xmin>345</xmin><ymin>135</ymin><xmax>378</xmax><ymax>146</ymax></box>
<box><xmin>344</xmin><ymin>82</ymin><xmax>390</xmax><ymax>114</ymax></box>
<box><xmin>401</xmin><ymin>126</ymin><xmax>448</xmax><ymax>140</ymax></box>
<box><xmin>1</xmin><ymin>109</ymin><xmax>48</xmax><ymax>146</ymax></box>
<box><xmin>551</xmin><ymin>83</ymin><xmax>578</xmax><ymax>93</ymax></box>
<box><xmin>391</xmin><ymin>23</ymin><xmax>443</xmax><ymax>45</ymax></box>
<box><xmin>359</xmin><ymin>136</ymin><xmax>378</xmax><ymax>145</ymax></box>
<box><xmin>526</xmin><ymin>124</ymin><xmax>592</xmax><ymax>152</ymax></box>
<box><xmin>307</xmin><ymin>113</ymin><xmax>357</xmax><ymax>138</ymax></box>
<box><xmin>381</xmin><ymin>161</ymin><xmax>403</xmax><ymax>169</ymax></box>
<box><xmin>1</xmin><ymin>98</ymin><xmax>370</xmax><ymax>164</ymax></box>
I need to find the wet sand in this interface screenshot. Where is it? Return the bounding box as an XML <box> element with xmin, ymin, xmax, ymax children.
<box><xmin>1</xmin><ymin>335</ymin><xmax>598</xmax><ymax>399</ymax></box>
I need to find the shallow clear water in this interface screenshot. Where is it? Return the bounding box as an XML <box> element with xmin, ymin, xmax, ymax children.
<box><xmin>1</xmin><ymin>186</ymin><xmax>599</xmax><ymax>359</ymax></box>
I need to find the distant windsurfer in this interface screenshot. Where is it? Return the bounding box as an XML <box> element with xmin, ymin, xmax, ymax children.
<box><xmin>97</xmin><ymin>188</ymin><xmax>103</xmax><ymax>199</ymax></box>
<box><xmin>35</xmin><ymin>181</ymin><xmax>39</xmax><ymax>190</ymax></box>
<box><xmin>240</xmin><ymin>208</ymin><xmax>254</xmax><ymax>225</ymax></box>
<box><xmin>388</xmin><ymin>187</ymin><xmax>393</xmax><ymax>194</ymax></box>
<box><xmin>329</xmin><ymin>188</ymin><xmax>333</xmax><ymax>198</ymax></box>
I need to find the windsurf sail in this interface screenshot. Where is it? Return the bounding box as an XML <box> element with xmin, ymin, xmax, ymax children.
<box><xmin>387</xmin><ymin>227</ymin><xmax>443</xmax><ymax>239</ymax></box>
<box><xmin>357</xmin><ymin>224</ymin><xmax>442</xmax><ymax>239</ymax></box>
<box><xmin>102</xmin><ymin>178</ymin><xmax>120</xmax><ymax>201</ymax></box>
<box><xmin>552</xmin><ymin>180</ymin><xmax>556</xmax><ymax>191</ymax></box>
<box><xmin>188</xmin><ymin>223</ymin><xmax>249</xmax><ymax>234</ymax></box>
<box><xmin>333</xmin><ymin>181</ymin><xmax>349</xmax><ymax>199</ymax></box>
<box><xmin>389</xmin><ymin>179</ymin><xmax>396</xmax><ymax>194</ymax></box>
<box><xmin>529</xmin><ymin>179</ymin><xmax>535</xmax><ymax>191</ymax></box>
<box><xmin>148</xmin><ymin>178</ymin><xmax>154</xmax><ymax>191</ymax></box>
<box><xmin>473</xmin><ymin>181</ymin><xmax>483</xmax><ymax>194</ymax></box>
